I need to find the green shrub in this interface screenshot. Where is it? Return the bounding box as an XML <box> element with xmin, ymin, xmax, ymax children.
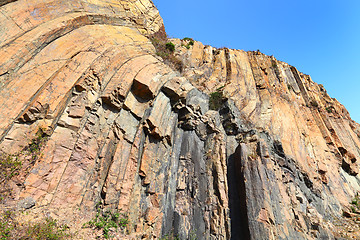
<box><xmin>325</xmin><ymin>106</ymin><xmax>332</xmax><ymax>113</ymax></box>
<box><xmin>351</xmin><ymin>206</ymin><xmax>356</xmax><ymax>213</ymax></box>
<box><xmin>182</xmin><ymin>37</ymin><xmax>193</xmax><ymax>42</ymax></box>
<box><xmin>84</xmin><ymin>207</ymin><xmax>128</xmax><ymax>239</ymax></box>
<box><xmin>0</xmin><ymin>154</ymin><xmax>21</xmax><ymax>184</ymax></box>
<box><xmin>351</xmin><ymin>194</ymin><xmax>360</xmax><ymax>207</ymax></box>
<box><xmin>182</xmin><ymin>37</ymin><xmax>194</xmax><ymax>49</ymax></box>
<box><xmin>348</xmin><ymin>193</ymin><xmax>360</xmax><ymax>215</ymax></box>
<box><xmin>165</xmin><ymin>42</ymin><xmax>175</xmax><ymax>53</ymax></box>
<box><xmin>209</xmin><ymin>87</ymin><xmax>225</xmax><ymax>111</ymax></box>
<box><xmin>26</xmin><ymin>128</ymin><xmax>48</xmax><ymax>159</ymax></box>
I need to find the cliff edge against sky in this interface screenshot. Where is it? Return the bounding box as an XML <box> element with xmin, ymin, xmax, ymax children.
<box><xmin>1</xmin><ymin>0</ymin><xmax>360</xmax><ymax>239</ymax></box>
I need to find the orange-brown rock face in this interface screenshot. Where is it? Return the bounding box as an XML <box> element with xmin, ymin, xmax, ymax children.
<box><xmin>1</xmin><ymin>1</ymin><xmax>360</xmax><ymax>239</ymax></box>
<box><xmin>174</xmin><ymin>41</ymin><xmax>360</xmax><ymax>239</ymax></box>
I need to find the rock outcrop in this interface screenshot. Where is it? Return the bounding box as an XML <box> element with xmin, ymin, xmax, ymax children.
<box><xmin>1</xmin><ymin>0</ymin><xmax>360</xmax><ymax>239</ymax></box>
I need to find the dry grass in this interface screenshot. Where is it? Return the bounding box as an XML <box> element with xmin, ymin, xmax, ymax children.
<box><xmin>0</xmin><ymin>127</ymin><xmax>48</xmax><ymax>202</ymax></box>
<box><xmin>0</xmin><ymin>210</ymin><xmax>72</xmax><ymax>240</ymax></box>
<box><xmin>0</xmin><ymin>153</ymin><xmax>21</xmax><ymax>201</ymax></box>
<box><xmin>148</xmin><ymin>27</ymin><xmax>183</xmax><ymax>73</ymax></box>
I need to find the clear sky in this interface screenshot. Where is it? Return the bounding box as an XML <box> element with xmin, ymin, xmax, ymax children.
<box><xmin>152</xmin><ymin>0</ymin><xmax>360</xmax><ymax>123</ymax></box>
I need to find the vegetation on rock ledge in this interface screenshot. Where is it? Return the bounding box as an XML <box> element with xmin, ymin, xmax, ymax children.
<box><xmin>350</xmin><ymin>193</ymin><xmax>360</xmax><ymax>214</ymax></box>
<box><xmin>209</xmin><ymin>86</ymin><xmax>226</xmax><ymax>111</ymax></box>
<box><xmin>26</xmin><ymin>127</ymin><xmax>48</xmax><ymax>161</ymax></box>
<box><xmin>84</xmin><ymin>203</ymin><xmax>128</xmax><ymax>239</ymax></box>
<box><xmin>326</xmin><ymin>106</ymin><xmax>333</xmax><ymax>113</ymax></box>
<box><xmin>149</xmin><ymin>30</ymin><xmax>183</xmax><ymax>73</ymax></box>
<box><xmin>181</xmin><ymin>37</ymin><xmax>194</xmax><ymax>49</ymax></box>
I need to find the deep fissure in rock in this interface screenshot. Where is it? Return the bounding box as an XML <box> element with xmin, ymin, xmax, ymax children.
<box><xmin>227</xmin><ymin>145</ymin><xmax>251</xmax><ymax>240</ymax></box>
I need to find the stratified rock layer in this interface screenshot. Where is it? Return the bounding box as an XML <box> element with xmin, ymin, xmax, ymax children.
<box><xmin>1</xmin><ymin>1</ymin><xmax>360</xmax><ymax>239</ymax></box>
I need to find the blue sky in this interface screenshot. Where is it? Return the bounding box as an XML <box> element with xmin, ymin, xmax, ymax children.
<box><xmin>153</xmin><ymin>0</ymin><xmax>360</xmax><ymax>123</ymax></box>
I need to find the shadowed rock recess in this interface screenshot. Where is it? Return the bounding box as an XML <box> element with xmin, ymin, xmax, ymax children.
<box><xmin>1</xmin><ymin>0</ymin><xmax>360</xmax><ymax>239</ymax></box>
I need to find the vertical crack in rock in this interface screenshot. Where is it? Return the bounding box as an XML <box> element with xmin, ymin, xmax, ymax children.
<box><xmin>224</xmin><ymin>48</ymin><xmax>232</xmax><ymax>84</ymax></box>
<box><xmin>227</xmin><ymin>144</ymin><xmax>251</xmax><ymax>240</ymax></box>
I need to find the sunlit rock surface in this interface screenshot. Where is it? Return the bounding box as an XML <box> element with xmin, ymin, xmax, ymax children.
<box><xmin>1</xmin><ymin>0</ymin><xmax>360</xmax><ymax>239</ymax></box>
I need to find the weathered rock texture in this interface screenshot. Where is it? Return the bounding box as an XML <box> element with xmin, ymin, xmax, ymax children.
<box><xmin>1</xmin><ymin>0</ymin><xmax>360</xmax><ymax>239</ymax></box>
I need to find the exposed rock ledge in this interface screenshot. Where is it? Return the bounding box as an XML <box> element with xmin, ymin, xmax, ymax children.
<box><xmin>1</xmin><ymin>0</ymin><xmax>360</xmax><ymax>239</ymax></box>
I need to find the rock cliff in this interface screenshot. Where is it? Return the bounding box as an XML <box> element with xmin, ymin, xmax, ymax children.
<box><xmin>1</xmin><ymin>0</ymin><xmax>360</xmax><ymax>239</ymax></box>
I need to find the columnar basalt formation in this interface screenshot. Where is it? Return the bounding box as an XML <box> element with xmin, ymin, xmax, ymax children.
<box><xmin>1</xmin><ymin>1</ymin><xmax>360</xmax><ymax>239</ymax></box>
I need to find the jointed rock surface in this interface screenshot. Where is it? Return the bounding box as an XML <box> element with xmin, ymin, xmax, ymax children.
<box><xmin>1</xmin><ymin>0</ymin><xmax>360</xmax><ymax>239</ymax></box>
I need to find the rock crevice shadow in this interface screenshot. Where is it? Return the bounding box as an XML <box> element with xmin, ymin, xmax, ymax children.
<box><xmin>227</xmin><ymin>144</ymin><xmax>251</xmax><ymax>240</ymax></box>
